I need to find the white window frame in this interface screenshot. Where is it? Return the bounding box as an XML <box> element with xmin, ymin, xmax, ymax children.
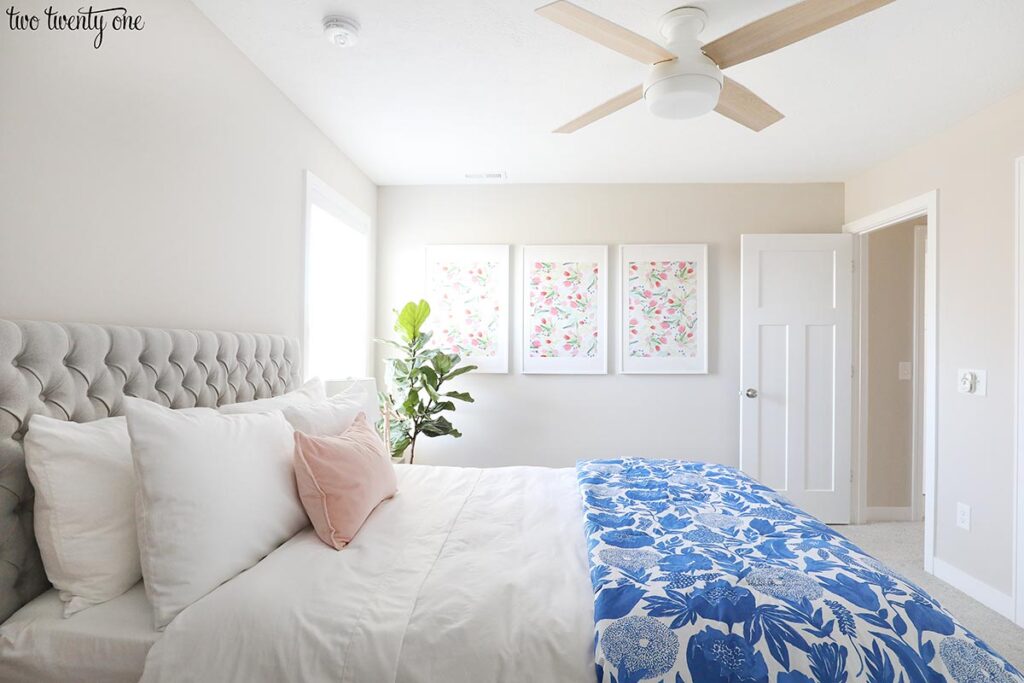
<box><xmin>303</xmin><ymin>170</ymin><xmax>374</xmax><ymax>381</ymax></box>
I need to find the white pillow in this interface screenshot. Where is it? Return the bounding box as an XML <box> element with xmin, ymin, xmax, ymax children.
<box><xmin>23</xmin><ymin>415</ymin><xmax>140</xmax><ymax>617</ymax></box>
<box><xmin>281</xmin><ymin>384</ymin><xmax>381</xmax><ymax>436</ymax></box>
<box><xmin>124</xmin><ymin>398</ymin><xmax>307</xmax><ymax>629</ymax></box>
<box><xmin>218</xmin><ymin>377</ymin><xmax>325</xmax><ymax>414</ymax></box>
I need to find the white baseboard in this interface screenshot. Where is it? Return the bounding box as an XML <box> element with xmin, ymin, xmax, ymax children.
<box><xmin>864</xmin><ymin>506</ymin><xmax>914</xmax><ymax>522</ymax></box>
<box><xmin>932</xmin><ymin>557</ymin><xmax>1016</xmax><ymax>620</ymax></box>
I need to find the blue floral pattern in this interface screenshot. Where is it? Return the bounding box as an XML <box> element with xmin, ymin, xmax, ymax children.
<box><xmin>578</xmin><ymin>459</ymin><xmax>1024</xmax><ymax>683</ymax></box>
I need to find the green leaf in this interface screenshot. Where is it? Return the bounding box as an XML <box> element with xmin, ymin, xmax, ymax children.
<box><xmin>444</xmin><ymin>391</ymin><xmax>474</xmax><ymax>403</ymax></box>
<box><xmin>419</xmin><ymin>416</ymin><xmax>454</xmax><ymax>437</ymax></box>
<box><xmin>391</xmin><ymin>435</ymin><xmax>411</xmax><ymax>458</ymax></box>
<box><xmin>419</xmin><ymin>365</ymin><xmax>439</xmax><ymax>385</ymax></box>
<box><xmin>402</xmin><ymin>389</ymin><xmax>420</xmax><ymax>415</ymax></box>
<box><xmin>412</xmin><ymin>330</ymin><xmax>433</xmax><ymax>350</ymax></box>
<box><xmin>428</xmin><ymin>401</ymin><xmax>456</xmax><ymax>414</ymax></box>
<box><xmin>375</xmin><ymin>338</ymin><xmax>406</xmax><ymax>351</ymax></box>
<box><xmin>431</xmin><ymin>353</ymin><xmax>453</xmax><ymax>376</ymax></box>
<box><xmin>442</xmin><ymin>365</ymin><xmax>477</xmax><ymax>382</ymax></box>
<box><xmin>394</xmin><ymin>300</ymin><xmax>431</xmax><ymax>342</ymax></box>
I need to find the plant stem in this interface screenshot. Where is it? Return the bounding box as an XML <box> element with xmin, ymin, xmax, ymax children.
<box><xmin>409</xmin><ymin>436</ymin><xmax>417</xmax><ymax>465</ymax></box>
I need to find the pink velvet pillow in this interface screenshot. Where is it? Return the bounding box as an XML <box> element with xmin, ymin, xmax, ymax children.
<box><xmin>293</xmin><ymin>413</ymin><xmax>398</xmax><ymax>549</ymax></box>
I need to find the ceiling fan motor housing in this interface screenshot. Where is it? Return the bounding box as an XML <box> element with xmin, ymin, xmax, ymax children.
<box><xmin>644</xmin><ymin>7</ymin><xmax>723</xmax><ymax>119</ymax></box>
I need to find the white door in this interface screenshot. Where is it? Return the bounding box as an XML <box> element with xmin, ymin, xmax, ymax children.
<box><xmin>740</xmin><ymin>234</ymin><xmax>853</xmax><ymax>523</ymax></box>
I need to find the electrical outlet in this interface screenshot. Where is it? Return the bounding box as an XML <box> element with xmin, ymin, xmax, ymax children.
<box><xmin>956</xmin><ymin>502</ymin><xmax>971</xmax><ymax>531</ymax></box>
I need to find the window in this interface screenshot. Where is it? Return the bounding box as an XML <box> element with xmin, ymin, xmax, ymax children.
<box><xmin>304</xmin><ymin>172</ymin><xmax>372</xmax><ymax>380</ymax></box>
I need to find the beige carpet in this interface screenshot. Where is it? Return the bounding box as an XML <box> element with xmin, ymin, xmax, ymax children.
<box><xmin>832</xmin><ymin>521</ymin><xmax>1024</xmax><ymax>672</ymax></box>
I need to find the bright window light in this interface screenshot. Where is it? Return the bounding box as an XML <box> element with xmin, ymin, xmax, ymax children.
<box><xmin>305</xmin><ymin>175</ymin><xmax>371</xmax><ymax>380</ymax></box>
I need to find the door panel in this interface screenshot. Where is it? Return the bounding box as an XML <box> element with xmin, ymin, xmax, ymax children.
<box><xmin>741</xmin><ymin>234</ymin><xmax>853</xmax><ymax>523</ymax></box>
<box><xmin>758</xmin><ymin>325</ymin><xmax>789</xmax><ymax>491</ymax></box>
<box><xmin>805</xmin><ymin>324</ymin><xmax>836</xmax><ymax>491</ymax></box>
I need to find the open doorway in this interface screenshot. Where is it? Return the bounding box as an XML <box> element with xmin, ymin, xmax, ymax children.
<box><xmin>859</xmin><ymin>220</ymin><xmax>926</xmax><ymax>523</ymax></box>
<box><xmin>845</xmin><ymin>191</ymin><xmax>939</xmax><ymax>574</ymax></box>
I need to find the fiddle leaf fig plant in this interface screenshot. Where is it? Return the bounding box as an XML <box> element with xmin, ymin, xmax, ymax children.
<box><xmin>378</xmin><ymin>300</ymin><xmax>477</xmax><ymax>463</ymax></box>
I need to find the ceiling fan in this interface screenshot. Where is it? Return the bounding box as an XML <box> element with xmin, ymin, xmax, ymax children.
<box><xmin>536</xmin><ymin>0</ymin><xmax>894</xmax><ymax>133</ymax></box>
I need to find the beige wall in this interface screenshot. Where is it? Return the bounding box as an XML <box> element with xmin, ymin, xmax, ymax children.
<box><xmin>866</xmin><ymin>221</ymin><xmax>918</xmax><ymax>509</ymax></box>
<box><xmin>377</xmin><ymin>184</ymin><xmax>844</xmax><ymax>468</ymax></box>
<box><xmin>0</xmin><ymin>0</ymin><xmax>376</xmax><ymax>339</ymax></box>
<box><xmin>846</xmin><ymin>88</ymin><xmax>1024</xmax><ymax>593</ymax></box>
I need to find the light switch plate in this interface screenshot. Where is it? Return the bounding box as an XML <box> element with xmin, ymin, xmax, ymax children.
<box><xmin>898</xmin><ymin>362</ymin><xmax>912</xmax><ymax>381</ymax></box>
<box><xmin>956</xmin><ymin>502</ymin><xmax>971</xmax><ymax>531</ymax></box>
<box><xmin>957</xmin><ymin>368</ymin><xmax>987</xmax><ymax>396</ymax></box>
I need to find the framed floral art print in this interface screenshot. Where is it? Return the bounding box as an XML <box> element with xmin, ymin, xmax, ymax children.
<box><xmin>425</xmin><ymin>244</ymin><xmax>510</xmax><ymax>373</ymax></box>
<box><xmin>522</xmin><ymin>245</ymin><xmax>608</xmax><ymax>374</ymax></box>
<box><xmin>620</xmin><ymin>244</ymin><xmax>708</xmax><ymax>374</ymax></box>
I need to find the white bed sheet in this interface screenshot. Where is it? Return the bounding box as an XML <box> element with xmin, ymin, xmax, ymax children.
<box><xmin>0</xmin><ymin>582</ymin><xmax>159</xmax><ymax>683</ymax></box>
<box><xmin>141</xmin><ymin>464</ymin><xmax>596</xmax><ymax>683</ymax></box>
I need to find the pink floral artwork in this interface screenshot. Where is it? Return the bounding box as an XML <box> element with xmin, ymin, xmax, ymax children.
<box><xmin>626</xmin><ymin>260</ymin><xmax>699</xmax><ymax>358</ymax></box>
<box><xmin>528</xmin><ymin>261</ymin><xmax>600</xmax><ymax>358</ymax></box>
<box><xmin>429</xmin><ymin>261</ymin><xmax>500</xmax><ymax>358</ymax></box>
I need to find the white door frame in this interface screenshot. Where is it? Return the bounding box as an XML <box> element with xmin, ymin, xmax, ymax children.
<box><xmin>844</xmin><ymin>190</ymin><xmax>939</xmax><ymax>574</ymax></box>
<box><xmin>1015</xmin><ymin>156</ymin><xmax>1024</xmax><ymax>626</ymax></box>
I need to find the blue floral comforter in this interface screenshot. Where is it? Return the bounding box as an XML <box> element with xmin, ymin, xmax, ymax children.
<box><xmin>577</xmin><ymin>458</ymin><xmax>1023</xmax><ymax>683</ymax></box>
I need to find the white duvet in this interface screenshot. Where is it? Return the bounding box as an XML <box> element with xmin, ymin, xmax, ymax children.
<box><xmin>140</xmin><ymin>464</ymin><xmax>596</xmax><ymax>683</ymax></box>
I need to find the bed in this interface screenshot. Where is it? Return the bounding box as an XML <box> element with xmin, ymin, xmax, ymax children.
<box><xmin>1</xmin><ymin>320</ymin><xmax>1021</xmax><ymax>683</ymax></box>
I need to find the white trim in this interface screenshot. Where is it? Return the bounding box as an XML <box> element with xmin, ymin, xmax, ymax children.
<box><xmin>864</xmin><ymin>506</ymin><xmax>914</xmax><ymax>523</ymax></box>
<box><xmin>303</xmin><ymin>170</ymin><xmax>374</xmax><ymax>380</ymax></box>
<box><xmin>845</xmin><ymin>193</ymin><xmax>935</xmax><ymax>234</ymax></box>
<box><xmin>853</xmin><ymin>236</ymin><xmax>870</xmax><ymax>525</ymax></box>
<box><xmin>911</xmin><ymin>225</ymin><xmax>927</xmax><ymax>523</ymax></box>
<box><xmin>933</xmin><ymin>557</ymin><xmax>1016</xmax><ymax>621</ymax></box>
<box><xmin>1015</xmin><ymin>156</ymin><xmax>1024</xmax><ymax>626</ymax></box>
<box><xmin>845</xmin><ymin>190</ymin><xmax>938</xmax><ymax>575</ymax></box>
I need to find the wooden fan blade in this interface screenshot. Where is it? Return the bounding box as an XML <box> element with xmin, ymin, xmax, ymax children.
<box><xmin>703</xmin><ymin>0</ymin><xmax>894</xmax><ymax>69</ymax></box>
<box><xmin>554</xmin><ymin>84</ymin><xmax>643</xmax><ymax>134</ymax></box>
<box><xmin>536</xmin><ymin>1</ymin><xmax>676</xmax><ymax>65</ymax></box>
<box><xmin>715</xmin><ymin>77</ymin><xmax>784</xmax><ymax>132</ymax></box>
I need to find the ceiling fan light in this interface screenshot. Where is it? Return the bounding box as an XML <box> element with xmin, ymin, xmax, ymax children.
<box><xmin>642</xmin><ymin>48</ymin><xmax>723</xmax><ymax>121</ymax></box>
<box><xmin>644</xmin><ymin>74</ymin><xmax>721</xmax><ymax>119</ymax></box>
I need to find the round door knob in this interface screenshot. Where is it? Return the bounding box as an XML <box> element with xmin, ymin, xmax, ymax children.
<box><xmin>744</xmin><ymin>388</ymin><xmax>758</xmax><ymax>399</ymax></box>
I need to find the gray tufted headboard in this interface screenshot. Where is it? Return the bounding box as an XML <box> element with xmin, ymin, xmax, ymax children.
<box><xmin>0</xmin><ymin>320</ymin><xmax>302</xmax><ymax>623</ymax></box>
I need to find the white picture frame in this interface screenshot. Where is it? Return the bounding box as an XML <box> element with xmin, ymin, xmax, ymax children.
<box><xmin>619</xmin><ymin>244</ymin><xmax>709</xmax><ymax>374</ymax></box>
<box><xmin>425</xmin><ymin>244</ymin><xmax>510</xmax><ymax>374</ymax></box>
<box><xmin>522</xmin><ymin>245</ymin><xmax>608</xmax><ymax>374</ymax></box>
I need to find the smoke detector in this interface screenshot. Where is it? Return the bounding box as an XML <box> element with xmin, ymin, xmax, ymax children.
<box><xmin>323</xmin><ymin>16</ymin><xmax>360</xmax><ymax>47</ymax></box>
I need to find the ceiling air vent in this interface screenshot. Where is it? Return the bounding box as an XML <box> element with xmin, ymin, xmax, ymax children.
<box><xmin>464</xmin><ymin>172</ymin><xmax>507</xmax><ymax>182</ymax></box>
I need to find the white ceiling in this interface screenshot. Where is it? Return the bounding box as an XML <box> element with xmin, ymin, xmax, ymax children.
<box><xmin>191</xmin><ymin>0</ymin><xmax>1024</xmax><ymax>185</ymax></box>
